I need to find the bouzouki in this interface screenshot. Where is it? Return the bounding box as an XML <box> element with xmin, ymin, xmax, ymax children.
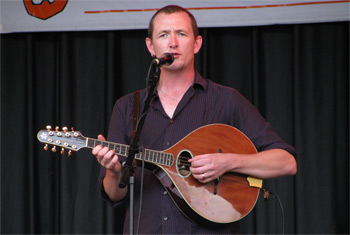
<box><xmin>37</xmin><ymin>123</ymin><xmax>262</xmax><ymax>227</ymax></box>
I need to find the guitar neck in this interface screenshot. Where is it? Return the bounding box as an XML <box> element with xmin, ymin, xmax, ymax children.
<box><xmin>86</xmin><ymin>138</ymin><xmax>173</xmax><ymax>167</ymax></box>
<box><xmin>37</xmin><ymin>128</ymin><xmax>174</xmax><ymax>167</ymax></box>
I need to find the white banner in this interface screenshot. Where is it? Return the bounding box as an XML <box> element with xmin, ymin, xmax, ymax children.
<box><xmin>1</xmin><ymin>0</ymin><xmax>349</xmax><ymax>34</ymax></box>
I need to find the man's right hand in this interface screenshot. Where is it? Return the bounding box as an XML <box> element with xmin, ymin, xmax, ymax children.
<box><xmin>92</xmin><ymin>134</ymin><xmax>122</xmax><ymax>175</ymax></box>
<box><xmin>92</xmin><ymin>135</ymin><xmax>128</xmax><ymax>202</ymax></box>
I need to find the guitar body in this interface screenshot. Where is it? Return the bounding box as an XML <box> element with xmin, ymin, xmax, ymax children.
<box><xmin>151</xmin><ymin>124</ymin><xmax>261</xmax><ymax>226</ymax></box>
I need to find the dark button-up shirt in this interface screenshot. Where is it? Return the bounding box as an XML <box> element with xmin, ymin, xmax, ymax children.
<box><xmin>99</xmin><ymin>72</ymin><xmax>296</xmax><ymax>234</ymax></box>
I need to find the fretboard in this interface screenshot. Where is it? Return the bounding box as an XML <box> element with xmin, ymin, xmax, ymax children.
<box><xmin>86</xmin><ymin>138</ymin><xmax>174</xmax><ymax>167</ymax></box>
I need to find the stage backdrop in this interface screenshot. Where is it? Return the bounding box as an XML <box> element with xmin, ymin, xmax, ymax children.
<box><xmin>1</xmin><ymin>21</ymin><xmax>349</xmax><ymax>234</ymax></box>
<box><xmin>1</xmin><ymin>0</ymin><xmax>349</xmax><ymax>33</ymax></box>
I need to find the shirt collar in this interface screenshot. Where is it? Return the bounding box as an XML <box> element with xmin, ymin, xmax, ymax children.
<box><xmin>193</xmin><ymin>70</ymin><xmax>208</xmax><ymax>91</ymax></box>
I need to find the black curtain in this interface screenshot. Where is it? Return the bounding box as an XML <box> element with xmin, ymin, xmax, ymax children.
<box><xmin>1</xmin><ymin>22</ymin><xmax>349</xmax><ymax>234</ymax></box>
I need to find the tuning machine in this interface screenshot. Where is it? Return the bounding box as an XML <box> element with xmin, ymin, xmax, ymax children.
<box><xmin>59</xmin><ymin>147</ymin><xmax>71</xmax><ymax>156</ymax></box>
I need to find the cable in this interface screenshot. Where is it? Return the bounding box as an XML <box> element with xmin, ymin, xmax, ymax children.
<box><xmin>135</xmin><ymin>151</ymin><xmax>145</xmax><ymax>235</ymax></box>
<box><xmin>133</xmin><ymin>60</ymin><xmax>154</xmax><ymax>234</ymax></box>
<box><xmin>262</xmin><ymin>188</ymin><xmax>285</xmax><ymax>234</ymax></box>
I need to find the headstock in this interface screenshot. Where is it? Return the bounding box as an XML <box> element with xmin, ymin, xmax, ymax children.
<box><xmin>37</xmin><ymin>125</ymin><xmax>87</xmax><ymax>156</ymax></box>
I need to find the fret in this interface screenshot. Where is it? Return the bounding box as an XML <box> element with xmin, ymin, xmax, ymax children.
<box><xmin>158</xmin><ymin>153</ymin><xmax>163</xmax><ymax>164</ymax></box>
<box><xmin>95</xmin><ymin>140</ymin><xmax>102</xmax><ymax>147</ymax></box>
<box><xmin>135</xmin><ymin>152</ymin><xmax>141</xmax><ymax>161</ymax></box>
<box><xmin>154</xmin><ymin>151</ymin><xmax>158</xmax><ymax>162</ymax></box>
<box><xmin>159</xmin><ymin>152</ymin><xmax>163</xmax><ymax>163</ymax></box>
<box><xmin>153</xmin><ymin>151</ymin><xmax>158</xmax><ymax>163</ymax></box>
<box><xmin>145</xmin><ymin>150</ymin><xmax>150</xmax><ymax>161</ymax></box>
<box><xmin>160</xmin><ymin>152</ymin><xmax>165</xmax><ymax>164</ymax></box>
<box><xmin>150</xmin><ymin>150</ymin><xmax>155</xmax><ymax>163</ymax></box>
<box><xmin>164</xmin><ymin>153</ymin><xmax>168</xmax><ymax>164</ymax></box>
<box><xmin>155</xmin><ymin>151</ymin><xmax>159</xmax><ymax>163</ymax></box>
<box><xmin>150</xmin><ymin>151</ymin><xmax>155</xmax><ymax>162</ymax></box>
<box><xmin>161</xmin><ymin>153</ymin><xmax>167</xmax><ymax>165</ymax></box>
<box><xmin>119</xmin><ymin>145</ymin><xmax>124</xmax><ymax>156</ymax></box>
<box><xmin>114</xmin><ymin>144</ymin><xmax>120</xmax><ymax>154</ymax></box>
<box><xmin>120</xmin><ymin>145</ymin><xmax>128</xmax><ymax>157</ymax></box>
<box><xmin>155</xmin><ymin>151</ymin><xmax>159</xmax><ymax>162</ymax></box>
<box><xmin>166</xmin><ymin>153</ymin><xmax>171</xmax><ymax>165</ymax></box>
<box><xmin>149</xmin><ymin>151</ymin><xmax>154</xmax><ymax>162</ymax></box>
<box><xmin>141</xmin><ymin>151</ymin><xmax>146</xmax><ymax>161</ymax></box>
<box><xmin>126</xmin><ymin>147</ymin><xmax>130</xmax><ymax>156</ymax></box>
<box><xmin>157</xmin><ymin>152</ymin><xmax>162</xmax><ymax>164</ymax></box>
<box><xmin>140</xmin><ymin>151</ymin><xmax>145</xmax><ymax>161</ymax></box>
<box><xmin>109</xmin><ymin>142</ymin><xmax>115</xmax><ymax>152</ymax></box>
<box><xmin>87</xmin><ymin>138</ymin><xmax>95</xmax><ymax>148</ymax></box>
<box><xmin>166</xmin><ymin>154</ymin><xmax>171</xmax><ymax>166</ymax></box>
<box><xmin>135</xmin><ymin>151</ymin><xmax>145</xmax><ymax>162</ymax></box>
<box><xmin>147</xmin><ymin>151</ymin><xmax>151</xmax><ymax>161</ymax></box>
<box><xmin>164</xmin><ymin>154</ymin><xmax>168</xmax><ymax>165</ymax></box>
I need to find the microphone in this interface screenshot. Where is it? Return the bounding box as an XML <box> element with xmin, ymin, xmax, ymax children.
<box><xmin>153</xmin><ymin>53</ymin><xmax>174</xmax><ymax>66</ymax></box>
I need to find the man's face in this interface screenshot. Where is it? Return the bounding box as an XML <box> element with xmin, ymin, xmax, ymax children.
<box><xmin>146</xmin><ymin>11</ymin><xmax>202</xmax><ymax>71</ymax></box>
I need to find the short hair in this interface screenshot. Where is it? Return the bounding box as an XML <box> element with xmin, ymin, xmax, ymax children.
<box><xmin>148</xmin><ymin>5</ymin><xmax>199</xmax><ymax>39</ymax></box>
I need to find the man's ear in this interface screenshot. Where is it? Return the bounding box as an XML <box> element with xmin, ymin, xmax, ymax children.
<box><xmin>194</xmin><ymin>35</ymin><xmax>203</xmax><ymax>54</ymax></box>
<box><xmin>145</xmin><ymin>37</ymin><xmax>154</xmax><ymax>55</ymax></box>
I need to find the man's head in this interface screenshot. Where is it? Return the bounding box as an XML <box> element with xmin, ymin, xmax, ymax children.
<box><xmin>145</xmin><ymin>5</ymin><xmax>202</xmax><ymax>72</ymax></box>
<box><xmin>148</xmin><ymin>5</ymin><xmax>199</xmax><ymax>40</ymax></box>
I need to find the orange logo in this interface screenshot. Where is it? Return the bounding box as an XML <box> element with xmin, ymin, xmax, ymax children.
<box><xmin>23</xmin><ymin>0</ymin><xmax>68</xmax><ymax>20</ymax></box>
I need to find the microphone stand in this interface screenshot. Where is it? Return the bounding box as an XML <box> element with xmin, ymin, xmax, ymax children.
<box><xmin>119</xmin><ymin>60</ymin><xmax>160</xmax><ymax>235</ymax></box>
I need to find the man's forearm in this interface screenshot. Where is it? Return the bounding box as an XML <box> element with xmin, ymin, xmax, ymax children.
<box><xmin>228</xmin><ymin>149</ymin><xmax>297</xmax><ymax>179</ymax></box>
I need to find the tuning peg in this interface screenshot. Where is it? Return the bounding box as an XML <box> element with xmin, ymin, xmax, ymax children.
<box><xmin>55</xmin><ymin>126</ymin><xmax>59</xmax><ymax>131</ymax></box>
<box><xmin>68</xmin><ymin>150</ymin><xmax>72</xmax><ymax>156</ymax></box>
<box><xmin>71</xmin><ymin>127</ymin><xmax>75</xmax><ymax>132</ymax></box>
<box><xmin>44</xmin><ymin>144</ymin><xmax>49</xmax><ymax>151</ymax></box>
<box><xmin>46</xmin><ymin>125</ymin><xmax>52</xmax><ymax>131</ymax></box>
<box><xmin>60</xmin><ymin>148</ymin><xmax>65</xmax><ymax>154</ymax></box>
<box><xmin>52</xmin><ymin>146</ymin><xmax>57</xmax><ymax>152</ymax></box>
<box><xmin>63</xmin><ymin>127</ymin><xmax>68</xmax><ymax>132</ymax></box>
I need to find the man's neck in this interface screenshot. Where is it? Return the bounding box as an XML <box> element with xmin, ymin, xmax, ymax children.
<box><xmin>158</xmin><ymin>68</ymin><xmax>195</xmax><ymax>93</ymax></box>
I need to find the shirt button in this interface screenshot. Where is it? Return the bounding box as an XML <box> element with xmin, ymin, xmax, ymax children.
<box><xmin>164</xmin><ymin>216</ymin><xmax>168</xmax><ymax>221</ymax></box>
<box><xmin>170</xmin><ymin>119</ymin><xmax>174</xmax><ymax>124</ymax></box>
<box><xmin>163</xmin><ymin>191</ymin><xmax>168</xmax><ymax>195</ymax></box>
<box><xmin>166</xmin><ymin>141</ymin><xmax>170</xmax><ymax>146</ymax></box>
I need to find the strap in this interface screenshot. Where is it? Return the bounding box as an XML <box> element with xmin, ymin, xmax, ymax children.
<box><xmin>133</xmin><ymin>90</ymin><xmax>140</xmax><ymax>139</ymax></box>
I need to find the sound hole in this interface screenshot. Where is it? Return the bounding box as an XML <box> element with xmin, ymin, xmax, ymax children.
<box><xmin>176</xmin><ymin>149</ymin><xmax>192</xmax><ymax>177</ymax></box>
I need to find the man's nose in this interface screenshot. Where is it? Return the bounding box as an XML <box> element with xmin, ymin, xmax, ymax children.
<box><xmin>169</xmin><ymin>34</ymin><xmax>178</xmax><ymax>48</ymax></box>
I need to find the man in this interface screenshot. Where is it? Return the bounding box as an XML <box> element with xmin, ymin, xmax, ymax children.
<box><xmin>93</xmin><ymin>5</ymin><xmax>297</xmax><ymax>234</ymax></box>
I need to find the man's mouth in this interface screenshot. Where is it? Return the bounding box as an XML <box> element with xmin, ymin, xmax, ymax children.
<box><xmin>171</xmin><ymin>53</ymin><xmax>180</xmax><ymax>58</ymax></box>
